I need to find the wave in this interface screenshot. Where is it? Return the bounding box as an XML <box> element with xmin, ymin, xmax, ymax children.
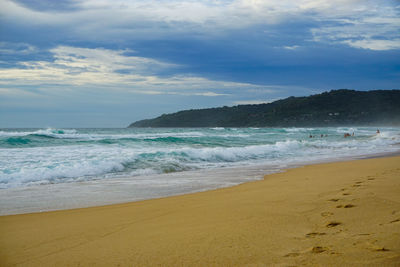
<box><xmin>0</xmin><ymin>142</ymin><xmax>297</xmax><ymax>188</ymax></box>
<box><xmin>0</xmin><ymin>139</ymin><xmax>312</xmax><ymax>188</ymax></box>
<box><xmin>2</xmin><ymin>137</ymin><xmax>32</xmax><ymax>146</ymax></box>
<box><xmin>177</xmin><ymin>140</ymin><xmax>302</xmax><ymax>162</ymax></box>
<box><xmin>0</xmin><ymin>128</ymin><xmax>77</xmax><ymax>138</ymax></box>
<box><xmin>0</xmin><ymin>159</ymin><xmax>126</xmax><ymax>189</ymax></box>
<box><xmin>0</xmin><ymin>129</ymin><xmax>253</xmax><ymax>148</ymax></box>
<box><xmin>0</xmin><ymin>128</ymin><xmax>209</xmax><ymax>140</ymax></box>
<box><xmin>284</xmin><ymin>127</ymin><xmax>315</xmax><ymax>133</ymax></box>
<box><xmin>1</xmin><ymin>127</ymin><xmax>399</xmax><ymax>189</ymax></box>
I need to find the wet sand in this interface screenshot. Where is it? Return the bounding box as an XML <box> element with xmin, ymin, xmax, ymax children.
<box><xmin>1</xmin><ymin>156</ymin><xmax>399</xmax><ymax>266</ymax></box>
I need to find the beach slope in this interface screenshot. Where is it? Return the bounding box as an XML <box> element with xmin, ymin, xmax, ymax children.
<box><xmin>1</xmin><ymin>156</ymin><xmax>400</xmax><ymax>266</ymax></box>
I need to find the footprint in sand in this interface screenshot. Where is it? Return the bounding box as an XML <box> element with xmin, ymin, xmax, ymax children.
<box><xmin>311</xmin><ymin>246</ymin><xmax>328</xmax><ymax>253</ymax></box>
<box><xmin>321</xmin><ymin>211</ymin><xmax>334</xmax><ymax>217</ymax></box>
<box><xmin>336</xmin><ymin>204</ymin><xmax>356</xmax><ymax>208</ymax></box>
<box><xmin>343</xmin><ymin>192</ymin><xmax>351</xmax><ymax>196</ymax></box>
<box><xmin>328</xmin><ymin>198</ymin><xmax>341</xmax><ymax>202</ymax></box>
<box><xmin>369</xmin><ymin>245</ymin><xmax>390</xmax><ymax>252</ymax></box>
<box><xmin>326</xmin><ymin>221</ymin><xmax>342</xmax><ymax>228</ymax></box>
<box><xmin>306</xmin><ymin>232</ymin><xmax>326</xmax><ymax>238</ymax></box>
<box><xmin>374</xmin><ymin>247</ymin><xmax>390</xmax><ymax>252</ymax></box>
<box><xmin>366</xmin><ymin>240</ymin><xmax>391</xmax><ymax>252</ymax></box>
<box><xmin>284</xmin><ymin>252</ymin><xmax>300</xmax><ymax>257</ymax></box>
<box><xmin>350</xmin><ymin>181</ymin><xmax>364</xmax><ymax>188</ymax></box>
<box><xmin>389</xmin><ymin>218</ymin><xmax>400</xmax><ymax>224</ymax></box>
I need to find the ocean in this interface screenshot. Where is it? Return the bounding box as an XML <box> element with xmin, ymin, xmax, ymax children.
<box><xmin>1</xmin><ymin>127</ymin><xmax>399</xmax><ymax>214</ymax></box>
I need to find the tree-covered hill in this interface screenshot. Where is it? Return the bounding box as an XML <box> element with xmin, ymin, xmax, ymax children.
<box><xmin>129</xmin><ymin>89</ymin><xmax>400</xmax><ymax>127</ymax></box>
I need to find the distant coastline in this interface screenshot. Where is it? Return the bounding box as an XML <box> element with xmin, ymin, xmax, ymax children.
<box><xmin>129</xmin><ymin>89</ymin><xmax>400</xmax><ymax>128</ymax></box>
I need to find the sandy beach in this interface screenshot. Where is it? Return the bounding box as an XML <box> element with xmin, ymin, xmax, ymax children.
<box><xmin>1</xmin><ymin>156</ymin><xmax>399</xmax><ymax>266</ymax></box>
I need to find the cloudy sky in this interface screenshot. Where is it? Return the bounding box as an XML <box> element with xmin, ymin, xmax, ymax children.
<box><xmin>1</xmin><ymin>0</ymin><xmax>399</xmax><ymax>127</ymax></box>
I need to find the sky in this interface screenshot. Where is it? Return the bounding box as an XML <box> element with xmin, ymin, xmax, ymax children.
<box><xmin>0</xmin><ymin>0</ymin><xmax>399</xmax><ymax>128</ymax></box>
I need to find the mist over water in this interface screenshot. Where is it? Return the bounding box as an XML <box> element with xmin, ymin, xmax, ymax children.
<box><xmin>1</xmin><ymin>127</ymin><xmax>399</xmax><ymax>190</ymax></box>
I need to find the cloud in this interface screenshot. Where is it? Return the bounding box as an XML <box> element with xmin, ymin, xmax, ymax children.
<box><xmin>311</xmin><ymin>17</ymin><xmax>400</xmax><ymax>50</ymax></box>
<box><xmin>12</xmin><ymin>0</ymin><xmax>79</xmax><ymax>12</ymax></box>
<box><xmin>124</xmin><ymin>90</ymin><xmax>229</xmax><ymax>97</ymax></box>
<box><xmin>0</xmin><ymin>42</ymin><xmax>37</xmax><ymax>55</ymax></box>
<box><xmin>0</xmin><ymin>45</ymin><xmax>266</xmax><ymax>97</ymax></box>
<box><xmin>310</xmin><ymin>2</ymin><xmax>400</xmax><ymax>51</ymax></box>
<box><xmin>342</xmin><ymin>39</ymin><xmax>400</xmax><ymax>51</ymax></box>
<box><xmin>193</xmin><ymin>92</ymin><xmax>229</xmax><ymax>97</ymax></box>
<box><xmin>283</xmin><ymin>45</ymin><xmax>300</xmax><ymax>50</ymax></box>
<box><xmin>233</xmin><ymin>98</ymin><xmax>282</xmax><ymax>105</ymax></box>
<box><xmin>2</xmin><ymin>0</ymin><xmax>398</xmax><ymax>50</ymax></box>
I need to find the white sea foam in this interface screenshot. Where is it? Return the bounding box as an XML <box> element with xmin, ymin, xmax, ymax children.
<box><xmin>0</xmin><ymin>131</ymin><xmax>30</xmax><ymax>137</ymax></box>
<box><xmin>0</xmin><ymin>145</ymin><xmax>132</xmax><ymax>188</ymax></box>
<box><xmin>0</xmin><ymin>127</ymin><xmax>399</xmax><ymax>189</ymax></box>
<box><xmin>0</xmin><ymin>128</ymin><xmax>210</xmax><ymax>140</ymax></box>
<box><xmin>1</xmin><ymin>126</ymin><xmax>400</xmax><ymax>215</ymax></box>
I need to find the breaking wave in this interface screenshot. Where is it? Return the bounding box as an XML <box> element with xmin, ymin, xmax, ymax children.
<box><xmin>1</xmin><ymin>127</ymin><xmax>399</xmax><ymax>188</ymax></box>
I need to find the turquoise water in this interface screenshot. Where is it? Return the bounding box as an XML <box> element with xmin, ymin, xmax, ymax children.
<box><xmin>1</xmin><ymin>127</ymin><xmax>399</xmax><ymax>189</ymax></box>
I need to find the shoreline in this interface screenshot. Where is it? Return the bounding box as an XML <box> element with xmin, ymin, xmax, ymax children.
<box><xmin>1</xmin><ymin>155</ymin><xmax>399</xmax><ymax>266</ymax></box>
<box><xmin>1</xmin><ymin>149</ymin><xmax>400</xmax><ymax>216</ymax></box>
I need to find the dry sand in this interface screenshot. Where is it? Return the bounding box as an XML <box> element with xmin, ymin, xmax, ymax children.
<box><xmin>1</xmin><ymin>156</ymin><xmax>399</xmax><ymax>266</ymax></box>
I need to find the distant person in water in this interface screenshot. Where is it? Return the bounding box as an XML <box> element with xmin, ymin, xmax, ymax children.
<box><xmin>377</xmin><ymin>129</ymin><xmax>380</xmax><ymax>134</ymax></box>
<box><xmin>344</xmin><ymin>133</ymin><xmax>351</xmax><ymax>138</ymax></box>
<box><xmin>309</xmin><ymin>134</ymin><xmax>313</xmax><ymax>138</ymax></box>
